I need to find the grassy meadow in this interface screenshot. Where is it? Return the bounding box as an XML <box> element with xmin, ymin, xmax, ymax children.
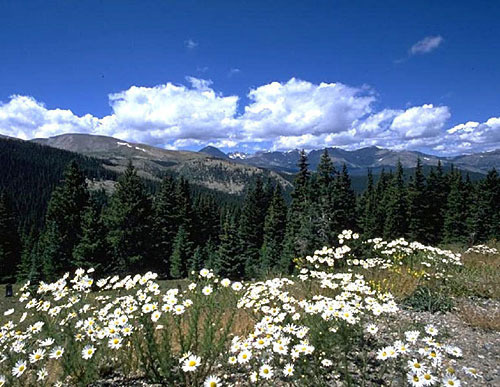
<box><xmin>0</xmin><ymin>233</ymin><xmax>498</xmax><ymax>386</ymax></box>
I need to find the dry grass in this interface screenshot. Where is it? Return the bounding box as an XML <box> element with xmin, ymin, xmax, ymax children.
<box><xmin>363</xmin><ymin>267</ymin><xmax>421</xmax><ymax>300</ymax></box>
<box><xmin>458</xmin><ymin>302</ymin><xmax>500</xmax><ymax>331</ymax></box>
<box><xmin>450</xmin><ymin>249</ymin><xmax>500</xmax><ymax>299</ymax></box>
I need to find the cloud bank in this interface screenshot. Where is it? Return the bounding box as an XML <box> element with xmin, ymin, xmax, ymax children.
<box><xmin>0</xmin><ymin>77</ymin><xmax>498</xmax><ymax>155</ymax></box>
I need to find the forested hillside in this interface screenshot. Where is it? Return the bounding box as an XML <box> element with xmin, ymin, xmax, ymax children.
<box><xmin>0</xmin><ymin>137</ymin><xmax>117</xmax><ymax>229</ymax></box>
<box><xmin>0</xmin><ymin>145</ymin><xmax>498</xmax><ymax>284</ymax></box>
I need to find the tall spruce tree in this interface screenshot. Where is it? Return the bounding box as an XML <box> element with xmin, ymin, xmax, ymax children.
<box><xmin>105</xmin><ymin>162</ymin><xmax>153</xmax><ymax>273</ymax></box>
<box><xmin>332</xmin><ymin>164</ymin><xmax>357</xmax><ymax>233</ymax></box>
<box><xmin>261</xmin><ymin>184</ymin><xmax>287</xmax><ymax>274</ymax></box>
<box><xmin>175</xmin><ymin>177</ymin><xmax>194</xmax><ymax>234</ymax></box>
<box><xmin>0</xmin><ymin>192</ymin><xmax>22</xmax><ymax>282</ymax></box>
<box><xmin>359</xmin><ymin>169</ymin><xmax>378</xmax><ymax>238</ymax></box>
<box><xmin>169</xmin><ymin>226</ymin><xmax>193</xmax><ymax>279</ymax></box>
<box><xmin>153</xmin><ymin>175</ymin><xmax>180</xmax><ymax>272</ymax></box>
<box><xmin>407</xmin><ymin>158</ymin><xmax>428</xmax><ymax>242</ymax></box>
<box><xmin>39</xmin><ymin>161</ymin><xmax>90</xmax><ymax>277</ymax></box>
<box><xmin>469</xmin><ymin>168</ymin><xmax>500</xmax><ymax>242</ymax></box>
<box><xmin>193</xmin><ymin>194</ymin><xmax>220</xmax><ymax>246</ymax></box>
<box><xmin>383</xmin><ymin>161</ymin><xmax>408</xmax><ymax>239</ymax></box>
<box><xmin>443</xmin><ymin>171</ymin><xmax>468</xmax><ymax>243</ymax></box>
<box><xmin>238</xmin><ymin>177</ymin><xmax>267</xmax><ymax>278</ymax></box>
<box><xmin>16</xmin><ymin>228</ymin><xmax>40</xmax><ymax>283</ymax></box>
<box><xmin>374</xmin><ymin>169</ymin><xmax>390</xmax><ymax>236</ymax></box>
<box><xmin>281</xmin><ymin>150</ymin><xmax>311</xmax><ymax>271</ymax></box>
<box><xmin>316</xmin><ymin>149</ymin><xmax>335</xmax><ymax>245</ymax></box>
<box><xmin>425</xmin><ymin>162</ymin><xmax>447</xmax><ymax>244</ymax></box>
<box><xmin>72</xmin><ymin>198</ymin><xmax>109</xmax><ymax>273</ymax></box>
<box><xmin>216</xmin><ymin>213</ymin><xmax>244</xmax><ymax>279</ymax></box>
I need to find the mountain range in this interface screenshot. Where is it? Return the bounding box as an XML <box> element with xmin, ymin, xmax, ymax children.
<box><xmin>200</xmin><ymin>145</ymin><xmax>499</xmax><ymax>175</ymax></box>
<box><xmin>1</xmin><ymin>132</ymin><xmax>496</xmax><ymax>197</ymax></box>
<box><xmin>31</xmin><ymin>134</ymin><xmax>293</xmax><ymax>195</ymax></box>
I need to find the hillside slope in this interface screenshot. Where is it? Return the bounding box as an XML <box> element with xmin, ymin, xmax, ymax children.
<box><xmin>32</xmin><ymin>134</ymin><xmax>293</xmax><ymax>195</ymax></box>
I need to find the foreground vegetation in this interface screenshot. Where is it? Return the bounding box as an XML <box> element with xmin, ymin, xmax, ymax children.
<box><xmin>1</xmin><ymin>145</ymin><xmax>499</xmax><ymax>286</ymax></box>
<box><xmin>1</xmin><ymin>233</ymin><xmax>498</xmax><ymax>386</ymax></box>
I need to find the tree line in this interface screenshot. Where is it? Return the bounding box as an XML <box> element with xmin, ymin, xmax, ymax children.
<box><xmin>1</xmin><ymin>151</ymin><xmax>499</xmax><ymax>283</ymax></box>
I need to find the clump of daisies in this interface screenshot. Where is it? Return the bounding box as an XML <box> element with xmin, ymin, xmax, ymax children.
<box><xmin>372</xmin><ymin>323</ymin><xmax>481</xmax><ymax>386</ymax></box>
<box><xmin>0</xmin><ymin>235</ymin><xmax>484</xmax><ymax>386</ymax></box>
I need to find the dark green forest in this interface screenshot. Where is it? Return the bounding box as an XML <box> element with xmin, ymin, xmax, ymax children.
<box><xmin>0</xmin><ymin>140</ymin><xmax>499</xmax><ymax>284</ymax></box>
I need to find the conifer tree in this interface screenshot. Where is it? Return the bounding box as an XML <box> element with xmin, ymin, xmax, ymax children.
<box><xmin>169</xmin><ymin>226</ymin><xmax>192</xmax><ymax>279</ymax></box>
<box><xmin>193</xmin><ymin>194</ymin><xmax>220</xmax><ymax>246</ymax></box>
<box><xmin>153</xmin><ymin>175</ymin><xmax>179</xmax><ymax>272</ymax></box>
<box><xmin>374</xmin><ymin>169</ymin><xmax>390</xmax><ymax>236</ymax></box>
<box><xmin>407</xmin><ymin>158</ymin><xmax>428</xmax><ymax>241</ymax></box>
<box><xmin>383</xmin><ymin>161</ymin><xmax>408</xmax><ymax>239</ymax></box>
<box><xmin>105</xmin><ymin>162</ymin><xmax>153</xmax><ymax>273</ymax></box>
<box><xmin>16</xmin><ymin>229</ymin><xmax>40</xmax><ymax>283</ymax></box>
<box><xmin>238</xmin><ymin>177</ymin><xmax>267</xmax><ymax>278</ymax></box>
<box><xmin>281</xmin><ymin>150</ymin><xmax>311</xmax><ymax>271</ymax></box>
<box><xmin>0</xmin><ymin>192</ymin><xmax>22</xmax><ymax>282</ymax></box>
<box><xmin>469</xmin><ymin>168</ymin><xmax>500</xmax><ymax>242</ymax></box>
<box><xmin>40</xmin><ymin>161</ymin><xmax>90</xmax><ymax>275</ymax></box>
<box><xmin>425</xmin><ymin>162</ymin><xmax>447</xmax><ymax>243</ymax></box>
<box><xmin>216</xmin><ymin>214</ymin><xmax>243</xmax><ymax>279</ymax></box>
<box><xmin>72</xmin><ymin>198</ymin><xmax>109</xmax><ymax>273</ymax></box>
<box><xmin>443</xmin><ymin>171</ymin><xmax>468</xmax><ymax>243</ymax></box>
<box><xmin>332</xmin><ymin>164</ymin><xmax>357</xmax><ymax>233</ymax></box>
<box><xmin>188</xmin><ymin>246</ymin><xmax>204</xmax><ymax>276</ymax></box>
<box><xmin>359</xmin><ymin>169</ymin><xmax>378</xmax><ymax>238</ymax></box>
<box><xmin>175</xmin><ymin>177</ymin><xmax>194</xmax><ymax>233</ymax></box>
<box><xmin>316</xmin><ymin>149</ymin><xmax>335</xmax><ymax>245</ymax></box>
<box><xmin>261</xmin><ymin>184</ymin><xmax>287</xmax><ymax>274</ymax></box>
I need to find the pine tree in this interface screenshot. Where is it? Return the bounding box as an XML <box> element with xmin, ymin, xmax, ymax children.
<box><xmin>443</xmin><ymin>171</ymin><xmax>468</xmax><ymax>243</ymax></box>
<box><xmin>383</xmin><ymin>161</ymin><xmax>408</xmax><ymax>239</ymax></box>
<box><xmin>0</xmin><ymin>192</ymin><xmax>22</xmax><ymax>282</ymax></box>
<box><xmin>188</xmin><ymin>246</ymin><xmax>204</xmax><ymax>276</ymax></box>
<box><xmin>469</xmin><ymin>168</ymin><xmax>500</xmax><ymax>242</ymax></box>
<box><xmin>281</xmin><ymin>150</ymin><xmax>311</xmax><ymax>271</ymax></box>
<box><xmin>153</xmin><ymin>175</ymin><xmax>179</xmax><ymax>272</ymax></box>
<box><xmin>72</xmin><ymin>198</ymin><xmax>109</xmax><ymax>273</ymax></box>
<box><xmin>359</xmin><ymin>169</ymin><xmax>378</xmax><ymax>238</ymax></box>
<box><xmin>425</xmin><ymin>162</ymin><xmax>447</xmax><ymax>243</ymax></box>
<box><xmin>216</xmin><ymin>214</ymin><xmax>244</xmax><ymax>279</ymax></box>
<box><xmin>261</xmin><ymin>184</ymin><xmax>287</xmax><ymax>274</ymax></box>
<box><xmin>238</xmin><ymin>178</ymin><xmax>267</xmax><ymax>278</ymax></box>
<box><xmin>39</xmin><ymin>161</ymin><xmax>90</xmax><ymax>276</ymax></box>
<box><xmin>169</xmin><ymin>226</ymin><xmax>193</xmax><ymax>279</ymax></box>
<box><xmin>374</xmin><ymin>169</ymin><xmax>390</xmax><ymax>236</ymax></box>
<box><xmin>175</xmin><ymin>177</ymin><xmax>194</xmax><ymax>234</ymax></box>
<box><xmin>332</xmin><ymin>164</ymin><xmax>357</xmax><ymax>233</ymax></box>
<box><xmin>193</xmin><ymin>194</ymin><xmax>220</xmax><ymax>246</ymax></box>
<box><xmin>316</xmin><ymin>149</ymin><xmax>335</xmax><ymax>245</ymax></box>
<box><xmin>407</xmin><ymin>158</ymin><xmax>428</xmax><ymax>242</ymax></box>
<box><xmin>105</xmin><ymin>162</ymin><xmax>153</xmax><ymax>273</ymax></box>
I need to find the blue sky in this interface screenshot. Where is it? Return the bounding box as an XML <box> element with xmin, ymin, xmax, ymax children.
<box><xmin>0</xmin><ymin>0</ymin><xmax>499</xmax><ymax>154</ymax></box>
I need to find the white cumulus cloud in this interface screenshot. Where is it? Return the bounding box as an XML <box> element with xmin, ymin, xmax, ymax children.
<box><xmin>241</xmin><ymin>78</ymin><xmax>374</xmax><ymax>140</ymax></box>
<box><xmin>390</xmin><ymin>104</ymin><xmax>451</xmax><ymax>139</ymax></box>
<box><xmin>0</xmin><ymin>77</ymin><xmax>497</xmax><ymax>155</ymax></box>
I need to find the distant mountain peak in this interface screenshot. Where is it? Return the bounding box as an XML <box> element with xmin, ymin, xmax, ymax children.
<box><xmin>228</xmin><ymin>151</ymin><xmax>249</xmax><ymax>160</ymax></box>
<box><xmin>198</xmin><ymin>146</ymin><xmax>228</xmax><ymax>159</ymax></box>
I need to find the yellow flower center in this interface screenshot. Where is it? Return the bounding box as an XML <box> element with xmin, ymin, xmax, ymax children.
<box><xmin>188</xmin><ymin>360</ymin><xmax>196</xmax><ymax>367</ymax></box>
